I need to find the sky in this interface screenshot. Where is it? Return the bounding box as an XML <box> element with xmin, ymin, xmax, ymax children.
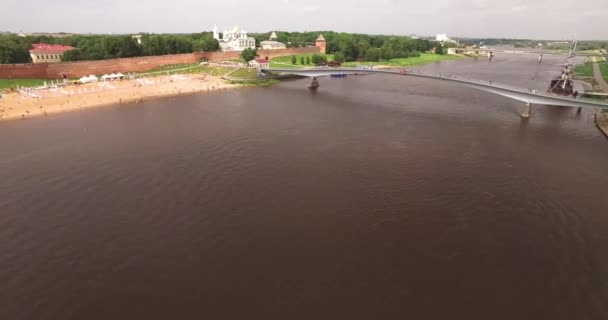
<box><xmin>2</xmin><ymin>0</ymin><xmax>607</xmax><ymax>40</ymax></box>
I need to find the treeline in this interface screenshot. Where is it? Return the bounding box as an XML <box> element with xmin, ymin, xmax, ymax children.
<box><xmin>1</xmin><ymin>31</ymin><xmax>440</xmax><ymax>65</ymax></box>
<box><xmin>252</xmin><ymin>31</ymin><xmax>439</xmax><ymax>62</ymax></box>
<box><xmin>0</xmin><ymin>35</ymin><xmax>33</xmax><ymax>64</ymax></box>
<box><xmin>0</xmin><ymin>33</ymin><xmax>219</xmax><ymax>63</ymax></box>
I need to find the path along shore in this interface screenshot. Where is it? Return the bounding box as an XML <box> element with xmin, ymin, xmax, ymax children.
<box><xmin>596</xmin><ymin>112</ymin><xmax>608</xmax><ymax>137</ymax></box>
<box><xmin>591</xmin><ymin>57</ymin><xmax>608</xmax><ymax>137</ymax></box>
<box><xmin>0</xmin><ymin>74</ymin><xmax>239</xmax><ymax>122</ymax></box>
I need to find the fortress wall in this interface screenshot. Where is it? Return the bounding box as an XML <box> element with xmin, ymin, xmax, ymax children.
<box><xmin>0</xmin><ymin>47</ymin><xmax>321</xmax><ymax>79</ymax></box>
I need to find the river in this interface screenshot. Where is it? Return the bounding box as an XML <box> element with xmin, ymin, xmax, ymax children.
<box><xmin>1</xmin><ymin>54</ymin><xmax>607</xmax><ymax>319</ymax></box>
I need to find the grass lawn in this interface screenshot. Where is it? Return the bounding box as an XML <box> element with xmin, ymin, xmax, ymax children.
<box><xmin>225</xmin><ymin>58</ymin><xmax>246</xmax><ymax>64</ymax></box>
<box><xmin>143</xmin><ymin>63</ymin><xmax>200</xmax><ymax>73</ymax></box>
<box><xmin>269</xmin><ymin>53</ymin><xmax>460</xmax><ymax>69</ymax></box>
<box><xmin>343</xmin><ymin>53</ymin><xmax>462</xmax><ymax>67</ymax></box>
<box><xmin>270</xmin><ymin>54</ymin><xmax>334</xmax><ymax>69</ymax></box>
<box><xmin>269</xmin><ymin>62</ymin><xmax>310</xmax><ymax>69</ymax></box>
<box><xmin>138</xmin><ymin>64</ymin><xmax>236</xmax><ymax>77</ymax></box>
<box><xmin>575</xmin><ymin>61</ymin><xmax>608</xmax><ymax>82</ymax></box>
<box><xmin>0</xmin><ymin>78</ymin><xmax>47</xmax><ymax>89</ymax></box>
<box><xmin>575</xmin><ymin>63</ymin><xmax>594</xmax><ymax>78</ymax></box>
<box><xmin>599</xmin><ymin>62</ymin><xmax>608</xmax><ymax>82</ymax></box>
<box><xmin>228</xmin><ymin>68</ymin><xmax>258</xmax><ymax>79</ymax></box>
<box><xmin>199</xmin><ymin>66</ymin><xmax>236</xmax><ymax>76</ymax></box>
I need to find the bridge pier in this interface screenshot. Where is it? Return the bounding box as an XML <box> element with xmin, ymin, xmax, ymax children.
<box><xmin>308</xmin><ymin>77</ymin><xmax>320</xmax><ymax>90</ymax></box>
<box><xmin>521</xmin><ymin>102</ymin><xmax>532</xmax><ymax>119</ymax></box>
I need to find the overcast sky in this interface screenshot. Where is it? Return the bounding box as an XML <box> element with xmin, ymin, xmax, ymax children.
<box><xmin>2</xmin><ymin>0</ymin><xmax>606</xmax><ymax>40</ymax></box>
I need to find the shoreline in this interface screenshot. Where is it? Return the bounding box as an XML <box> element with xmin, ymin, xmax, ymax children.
<box><xmin>596</xmin><ymin>112</ymin><xmax>608</xmax><ymax>138</ymax></box>
<box><xmin>0</xmin><ymin>74</ymin><xmax>240</xmax><ymax>122</ymax></box>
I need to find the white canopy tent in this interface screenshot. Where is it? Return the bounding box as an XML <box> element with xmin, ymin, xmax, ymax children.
<box><xmin>101</xmin><ymin>73</ymin><xmax>125</xmax><ymax>81</ymax></box>
<box><xmin>79</xmin><ymin>75</ymin><xmax>98</xmax><ymax>84</ymax></box>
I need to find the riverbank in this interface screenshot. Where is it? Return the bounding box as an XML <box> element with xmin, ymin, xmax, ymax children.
<box><xmin>343</xmin><ymin>53</ymin><xmax>463</xmax><ymax>68</ymax></box>
<box><xmin>596</xmin><ymin>111</ymin><xmax>608</xmax><ymax>137</ymax></box>
<box><xmin>0</xmin><ymin>74</ymin><xmax>239</xmax><ymax>122</ymax></box>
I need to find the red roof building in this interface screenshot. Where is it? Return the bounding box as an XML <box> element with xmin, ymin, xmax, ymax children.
<box><xmin>249</xmin><ymin>58</ymin><xmax>270</xmax><ymax>69</ymax></box>
<box><xmin>29</xmin><ymin>43</ymin><xmax>77</xmax><ymax>63</ymax></box>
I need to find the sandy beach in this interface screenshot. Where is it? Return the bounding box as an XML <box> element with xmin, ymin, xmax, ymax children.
<box><xmin>0</xmin><ymin>74</ymin><xmax>240</xmax><ymax>122</ymax></box>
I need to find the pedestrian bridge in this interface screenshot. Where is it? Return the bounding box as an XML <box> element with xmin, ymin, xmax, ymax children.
<box><xmin>261</xmin><ymin>67</ymin><xmax>608</xmax><ymax>117</ymax></box>
<box><xmin>468</xmin><ymin>48</ymin><xmax>607</xmax><ymax>57</ymax></box>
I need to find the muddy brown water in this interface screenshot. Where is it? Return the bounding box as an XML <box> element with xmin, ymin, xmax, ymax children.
<box><xmin>1</xmin><ymin>54</ymin><xmax>607</xmax><ymax>319</ymax></box>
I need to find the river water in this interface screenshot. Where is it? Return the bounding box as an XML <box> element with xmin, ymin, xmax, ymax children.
<box><xmin>1</xmin><ymin>54</ymin><xmax>607</xmax><ymax>319</ymax></box>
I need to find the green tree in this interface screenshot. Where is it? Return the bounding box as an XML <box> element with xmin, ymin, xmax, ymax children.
<box><xmin>61</xmin><ymin>49</ymin><xmax>82</xmax><ymax>61</ymax></box>
<box><xmin>194</xmin><ymin>36</ymin><xmax>219</xmax><ymax>52</ymax></box>
<box><xmin>311</xmin><ymin>54</ymin><xmax>327</xmax><ymax>65</ymax></box>
<box><xmin>333</xmin><ymin>52</ymin><xmax>345</xmax><ymax>63</ymax></box>
<box><xmin>292</xmin><ymin>55</ymin><xmax>297</xmax><ymax>64</ymax></box>
<box><xmin>334</xmin><ymin>33</ymin><xmax>357</xmax><ymax>61</ymax></box>
<box><xmin>357</xmin><ymin>39</ymin><xmax>371</xmax><ymax>60</ymax></box>
<box><xmin>364</xmin><ymin>48</ymin><xmax>380</xmax><ymax>62</ymax></box>
<box><xmin>241</xmin><ymin>47</ymin><xmax>257</xmax><ymax>63</ymax></box>
<box><xmin>0</xmin><ymin>36</ymin><xmax>30</xmax><ymax>63</ymax></box>
<box><xmin>300</xmin><ymin>56</ymin><xmax>305</xmax><ymax>64</ymax></box>
<box><xmin>435</xmin><ymin>45</ymin><xmax>445</xmax><ymax>55</ymax></box>
<box><xmin>306</xmin><ymin>56</ymin><xmax>311</xmax><ymax>64</ymax></box>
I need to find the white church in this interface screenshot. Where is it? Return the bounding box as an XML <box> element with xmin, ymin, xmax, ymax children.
<box><xmin>213</xmin><ymin>25</ymin><xmax>256</xmax><ymax>52</ymax></box>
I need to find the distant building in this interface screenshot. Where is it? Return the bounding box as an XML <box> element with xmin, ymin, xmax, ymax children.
<box><xmin>315</xmin><ymin>34</ymin><xmax>326</xmax><ymax>54</ymax></box>
<box><xmin>213</xmin><ymin>25</ymin><xmax>256</xmax><ymax>52</ymax></box>
<box><xmin>435</xmin><ymin>34</ymin><xmax>450</xmax><ymax>42</ymax></box>
<box><xmin>260</xmin><ymin>41</ymin><xmax>286</xmax><ymax>50</ymax></box>
<box><xmin>260</xmin><ymin>31</ymin><xmax>286</xmax><ymax>50</ymax></box>
<box><xmin>29</xmin><ymin>43</ymin><xmax>76</xmax><ymax>63</ymax></box>
<box><xmin>132</xmin><ymin>34</ymin><xmax>143</xmax><ymax>45</ymax></box>
<box><xmin>249</xmin><ymin>58</ymin><xmax>269</xmax><ymax>70</ymax></box>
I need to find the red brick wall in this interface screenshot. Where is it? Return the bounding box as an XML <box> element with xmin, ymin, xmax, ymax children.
<box><xmin>46</xmin><ymin>53</ymin><xmax>202</xmax><ymax>78</ymax></box>
<box><xmin>0</xmin><ymin>47</ymin><xmax>320</xmax><ymax>79</ymax></box>
<box><xmin>0</xmin><ymin>63</ymin><xmax>48</xmax><ymax>79</ymax></box>
<box><xmin>199</xmin><ymin>47</ymin><xmax>319</xmax><ymax>62</ymax></box>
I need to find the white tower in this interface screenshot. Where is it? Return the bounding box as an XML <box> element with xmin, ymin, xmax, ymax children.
<box><xmin>213</xmin><ymin>25</ymin><xmax>220</xmax><ymax>40</ymax></box>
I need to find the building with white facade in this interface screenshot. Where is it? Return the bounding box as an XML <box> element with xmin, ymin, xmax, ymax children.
<box><xmin>260</xmin><ymin>32</ymin><xmax>286</xmax><ymax>50</ymax></box>
<box><xmin>213</xmin><ymin>25</ymin><xmax>256</xmax><ymax>52</ymax></box>
<box><xmin>435</xmin><ymin>34</ymin><xmax>457</xmax><ymax>44</ymax></box>
<box><xmin>249</xmin><ymin>58</ymin><xmax>270</xmax><ymax>70</ymax></box>
<box><xmin>435</xmin><ymin>34</ymin><xmax>450</xmax><ymax>42</ymax></box>
<box><xmin>132</xmin><ymin>34</ymin><xmax>143</xmax><ymax>45</ymax></box>
<box><xmin>29</xmin><ymin>43</ymin><xmax>76</xmax><ymax>63</ymax></box>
